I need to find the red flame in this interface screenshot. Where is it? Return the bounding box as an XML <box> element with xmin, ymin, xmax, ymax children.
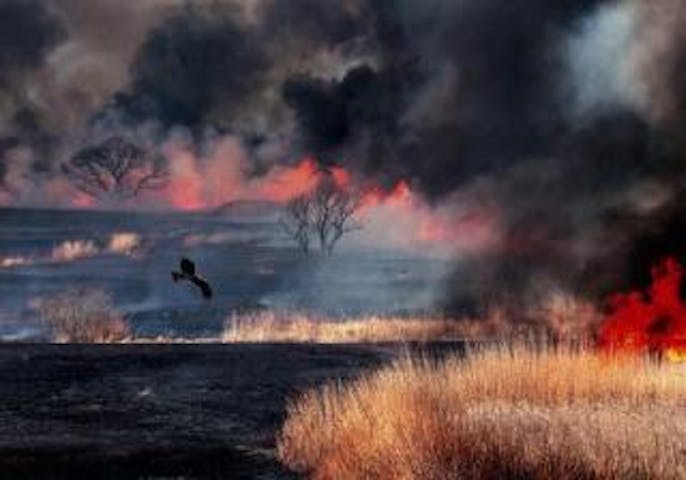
<box><xmin>58</xmin><ymin>142</ymin><xmax>501</xmax><ymax>251</ymax></box>
<box><xmin>253</xmin><ymin>158</ymin><xmax>321</xmax><ymax>203</ymax></box>
<box><xmin>599</xmin><ymin>257</ymin><xmax>686</xmax><ymax>355</ymax></box>
<box><xmin>357</xmin><ymin>180</ymin><xmax>412</xmax><ymax>211</ymax></box>
<box><xmin>330</xmin><ymin>166</ymin><xmax>352</xmax><ymax>188</ymax></box>
<box><xmin>161</xmin><ymin>152</ymin><xmax>322</xmax><ymax>210</ymax></box>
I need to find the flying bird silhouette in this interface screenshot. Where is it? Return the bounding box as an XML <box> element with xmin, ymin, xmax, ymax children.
<box><xmin>171</xmin><ymin>257</ymin><xmax>212</xmax><ymax>299</ymax></box>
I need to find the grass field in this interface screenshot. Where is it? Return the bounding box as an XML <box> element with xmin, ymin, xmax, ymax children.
<box><xmin>223</xmin><ymin>310</ymin><xmax>508</xmax><ymax>343</ymax></box>
<box><xmin>224</xmin><ymin>294</ymin><xmax>600</xmax><ymax>343</ymax></box>
<box><xmin>278</xmin><ymin>343</ymin><xmax>686</xmax><ymax>479</ymax></box>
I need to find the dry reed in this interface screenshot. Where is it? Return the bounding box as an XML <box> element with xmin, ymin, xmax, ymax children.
<box><xmin>223</xmin><ymin>310</ymin><xmax>513</xmax><ymax>343</ymax></box>
<box><xmin>38</xmin><ymin>289</ymin><xmax>131</xmax><ymax>343</ymax></box>
<box><xmin>224</xmin><ymin>292</ymin><xmax>600</xmax><ymax>343</ymax></box>
<box><xmin>278</xmin><ymin>344</ymin><xmax>686</xmax><ymax>479</ymax></box>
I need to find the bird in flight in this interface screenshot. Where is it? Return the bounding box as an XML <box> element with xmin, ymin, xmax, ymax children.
<box><xmin>171</xmin><ymin>257</ymin><xmax>213</xmax><ymax>299</ymax></box>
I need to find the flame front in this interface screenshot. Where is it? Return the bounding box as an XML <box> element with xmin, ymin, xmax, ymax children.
<box><xmin>56</xmin><ymin>136</ymin><xmax>502</xmax><ymax>251</ymax></box>
<box><xmin>599</xmin><ymin>257</ymin><xmax>686</xmax><ymax>360</ymax></box>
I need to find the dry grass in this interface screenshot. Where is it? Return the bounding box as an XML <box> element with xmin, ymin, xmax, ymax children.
<box><xmin>223</xmin><ymin>310</ymin><xmax>513</xmax><ymax>343</ymax></box>
<box><xmin>38</xmin><ymin>289</ymin><xmax>131</xmax><ymax>343</ymax></box>
<box><xmin>224</xmin><ymin>293</ymin><xmax>601</xmax><ymax>343</ymax></box>
<box><xmin>278</xmin><ymin>344</ymin><xmax>686</xmax><ymax>479</ymax></box>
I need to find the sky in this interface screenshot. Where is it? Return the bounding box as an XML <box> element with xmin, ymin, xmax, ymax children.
<box><xmin>1</xmin><ymin>0</ymin><xmax>686</xmax><ymax>304</ymax></box>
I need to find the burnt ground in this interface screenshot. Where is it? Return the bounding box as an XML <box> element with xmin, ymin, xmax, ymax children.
<box><xmin>0</xmin><ymin>343</ymin><xmax>455</xmax><ymax>479</ymax></box>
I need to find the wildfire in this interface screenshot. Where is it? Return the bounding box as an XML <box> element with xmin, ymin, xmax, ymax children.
<box><xmin>252</xmin><ymin>158</ymin><xmax>320</xmax><ymax>203</ymax></box>
<box><xmin>161</xmin><ymin>146</ymin><xmax>322</xmax><ymax>210</ymax></box>
<box><xmin>330</xmin><ymin>165</ymin><xmax>352</xmax><ymax>188</ymax></box>
<box><xmin>599</xmin><ymin>257</ymin><xmax>686</xmax><ymax>360</ymax></box>
<box><xmin>61</xmin><ymin>141</ymin><xmax>501</xmax><ymax>250</ymax></box>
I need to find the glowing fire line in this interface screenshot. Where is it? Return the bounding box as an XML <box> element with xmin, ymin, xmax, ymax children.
<box><xmin>600</xmin><ymin>257</ymin><xmax>686</xmax><ymax>361</ymax></box>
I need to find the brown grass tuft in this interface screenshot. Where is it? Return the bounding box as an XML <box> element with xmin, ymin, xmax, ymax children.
<box><xmin>38</xmin><ymin>289</ymin><xmax>131</xmax><ymax>343</ymax></box>
<box><xmin>277</xmin><ymin>344</ymin><xmax>686</xmax><ymax>479</ymax></box>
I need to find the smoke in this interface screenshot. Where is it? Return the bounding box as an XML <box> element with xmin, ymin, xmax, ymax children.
<box><xmin>29</xmin><ymin>1</ymin><xmax>179</xmax><ymax>132</ymax></box>
<box><xmin>0</xmin><ymin>0</ymin><xmax>66</xmax><ymax>200</ymax></box>
<box><xmin>99</xmin><ymin>7</ymin><xmax>268</xmax><ymax>129</ymax></box>
<box><xmin>156</xmin><ymin>133</ymin><xmax>320</xmax><ymax>210</ymax></box>
<box><xmin>563</xmin><ymin>1</ymin><xmax>641</xmax><ymax>118</ymax></box>
<box><xmin>279</xmin><ymin>0</ymin><xmax>629</xmax><ymax>198</ymax></box>
<box><xmin>0</xmin><ymin>0</ymin><xmax>65</xmax><ymax>88</ymax></box>
<box><xmin>2</xmin><ymin>0</ymin><xmax>686</xmax><ymax>312</ymax></box>
<box><xmin>630</xmin><ymin>0</ymin><xmax>686</xmax><ymax>127</ymax></box>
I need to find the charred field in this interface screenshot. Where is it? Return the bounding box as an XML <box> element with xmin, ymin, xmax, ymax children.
<box><xmin>0</xmin><ymin>342</ymin><xmax>427</xmax><ymax>479</ymax></box>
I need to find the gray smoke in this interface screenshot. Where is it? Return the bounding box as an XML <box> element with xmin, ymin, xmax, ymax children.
<box><xmin>1</xmin><ymin>0</ymin><xmax>685</xmax><ymax>309</ymax></box>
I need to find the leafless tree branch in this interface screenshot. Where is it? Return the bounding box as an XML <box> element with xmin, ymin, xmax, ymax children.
<box><xmin>63</xmin><ymin>136</ymin><xmax>169</xmax><ymax>201</ymax></box>
<box><xmin>281</xmin><ymin>174</ymin><xmax>364</xmax><ymax>255</ymax></box>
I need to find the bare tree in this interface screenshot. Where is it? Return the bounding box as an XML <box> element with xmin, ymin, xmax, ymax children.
<box><xmin>281</xmin><ymin>195</ymin><xmax>313</xmax><ymax>254</ymax></box>
<box><xmin>282</xmin><ymin>175</ymin><xmax>363</xmax><ymax>255</ymax></box>
<box><xmin>63</xmin><ymin>136</ymin><xmax>169</xmax><ymax>200</ymax></box>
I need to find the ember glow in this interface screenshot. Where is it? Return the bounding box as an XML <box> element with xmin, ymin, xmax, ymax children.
<box><xmin>599</xmin><ymin>257</ymin><xmax>686</xmax><ymax>359</ymax></box>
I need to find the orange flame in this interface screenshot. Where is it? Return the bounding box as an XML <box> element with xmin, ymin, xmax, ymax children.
<box><xmin>330</xmin><ymin>166</ymin><xmax>352</xmax><ymax>188</ymax></box>
<box><xmin>600</xmin><ymin>257</ymin><xmax>686</xmax><ymax>360</ymax></box>
<box><xmin>253</xmin><ymin>158</ymin><xmax>321</xmax><ymax>203</ymax></box>
<box><xmin>58</xmin><ymin>140</ymin><xmax>501</xmax><ymax>252</ymax></box>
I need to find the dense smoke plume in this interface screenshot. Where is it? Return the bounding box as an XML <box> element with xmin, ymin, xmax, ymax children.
<box><xmin>1</xmin><ymin>0</ymin><xmax>686</xmax><ymax>310</ymax></box>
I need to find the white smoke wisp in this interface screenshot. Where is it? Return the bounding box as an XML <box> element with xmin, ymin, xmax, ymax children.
<box><xmin>564</xmin><ymin>1</ymin><xmax>641</xmax><ymax>118</ymax></box>
<box><xmin>0</xmin><ymin>146</ymin><xmax>88</xmax><ymax>209</ymax></box>
<box><xmin>348</xmin><ymin>181</ymin><xmax>503</xmax><ymax>256</ymax></box>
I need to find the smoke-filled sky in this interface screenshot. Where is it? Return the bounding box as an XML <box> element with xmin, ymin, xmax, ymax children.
<box><xmin>2</xmin><ymin>0</ymin><xmax>686</xmax><ymax>305</ymax></box>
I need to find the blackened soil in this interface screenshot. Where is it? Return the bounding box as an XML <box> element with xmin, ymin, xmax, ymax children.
<box><xmin>0</xmin><ymin>344</ymin><xmax>414</xmax><ymax>479</ymax></box>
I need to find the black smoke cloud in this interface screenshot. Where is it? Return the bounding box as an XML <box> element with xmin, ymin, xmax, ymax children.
<box><xmin>283</xmin><ymin>64</ymin><xmax>413</xmax><ymax>166</ymax></box>
<box><xmin>282</xmin><ymin>0</ymin><xmax>617</xmax><ymax>197</ymax></box>
<box><xmin>259</xmin><ymin>0</ymin><xmax>366</xmax><ymax>47</ymax></box>
<box><xmin>0</xmin><ymin>0</ymin><xmax>65</xmax><ymax>86</ymax></box>
<box><xmin>96</xmin><ymin>9</ymin><xmax>268</xmax><ymax>130</ymax></box>
<box><xmin>95</xmin><ymin>0</ymin><xmax>379</xmax><ymax>139</ymax></box>
<box><xmin>275</xmin><ymin>0</ymin><xmax>686</xmax><ymax>308</ymax></box>
<box><xmin>445</xmin><ymin>110</ymin><xmax>669</xmax><ymax>311</ymax></box>
<box><xmin>276</xmin><ymin>0</ymin><xmax>686</xmax><ymax>309</ymax></box>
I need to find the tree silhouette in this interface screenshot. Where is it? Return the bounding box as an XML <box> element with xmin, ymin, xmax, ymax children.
<box><xmin>63</xmin><ymin>136</ymin><xmax>168</xmax><ymax>200</ymax></box>
<box><xmin>282</xmin><ymin>175</ymin><xmax>362</xmax><ymax>255</ymax></box>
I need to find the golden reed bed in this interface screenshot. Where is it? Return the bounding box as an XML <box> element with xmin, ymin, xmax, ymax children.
<box><xmin>35</xmin><ymin>287</ymin><xmax>599</xmax><ymax>344</ymax></box>
<box><xmin>223</xmin><ymin>294</ymin><xmax>599</xmax><ymax>343</ymax></box>
<box><xmin>223</xmin><ymin>311</ymin><xmax>500</xmax><ymax>343</ymax></box>
<box><xmin>278</xmin><ymin>344</ymin><xmax>686</xmax><ymax>479</ymax></box>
